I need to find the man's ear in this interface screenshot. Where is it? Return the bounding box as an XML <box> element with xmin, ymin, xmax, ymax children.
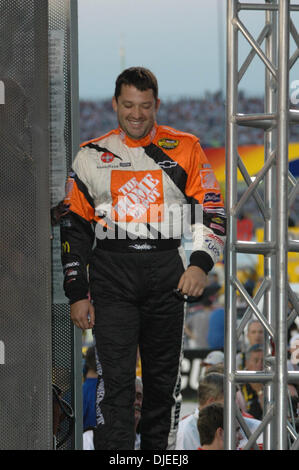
<box><xmin>112</xmin><ymin>96</ymin><xmax>117</xmax><ymax>113</ymax></box>
<box><xmin>205</xmin><ymin>397</ymin><xmax>215</xmax><ymax>406</ymax></box>
<box><xmin>216</xmin><ymin>427</ymin><xmax>224</xmax><ymax>441</ymax></box>
<box><xmin>155</xmin><ymin>98</ymin><xmax>161</xmax><ymax>112</ymax></box>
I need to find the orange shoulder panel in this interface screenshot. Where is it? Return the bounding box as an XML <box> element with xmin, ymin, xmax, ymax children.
<box><xmin>80</xmin><ymin>128</ymin><xmax>119</xmax><ymax>148</ymax></box>
<box><xmin>185</xmin><ymin>141</ymin><xmax>224</xmax><ymax>207</ymax></box>
<box><xmin>154</xmin><ymin>125</ymin><xmax>198</xmax><ymax>174</ymax></box>
<box><xmin>153</xmin><ymin>126</ymin><xmax>224</xmax><ymax>207</ymax></box>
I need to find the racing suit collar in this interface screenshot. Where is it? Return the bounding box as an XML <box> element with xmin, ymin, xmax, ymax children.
<box><xmin>118</xmin><ymin>123</ymin><xmax>157</xmax><ymax>147</ymax></box>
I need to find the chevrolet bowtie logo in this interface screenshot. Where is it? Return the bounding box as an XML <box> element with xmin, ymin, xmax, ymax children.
<box><xmin>158</xmin><ymin>161</ymin><xmax>177</xmax><ymax>169</ymax></box>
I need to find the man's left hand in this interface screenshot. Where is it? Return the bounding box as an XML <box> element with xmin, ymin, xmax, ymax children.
<box><xmin>177</xmin><ymin>266</ymin><xmax>208</xmax><ymax>298</ymax></box>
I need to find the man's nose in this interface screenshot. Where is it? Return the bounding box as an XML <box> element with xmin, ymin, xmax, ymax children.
<box><xmin>131</xmin><ymin>106</ymin><xmax>142</xmax><ymax>119</ymax></box>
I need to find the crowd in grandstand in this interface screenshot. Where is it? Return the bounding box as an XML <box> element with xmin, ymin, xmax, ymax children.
<box><xmin>80</xmin><ymin>91</ymin><xmax>299</xmax><ymax>148</ymax></box>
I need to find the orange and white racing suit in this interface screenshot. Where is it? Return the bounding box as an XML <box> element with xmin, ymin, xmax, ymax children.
<box><xmin>60</xmin><ymin>123</ymin><xmax>226</xmax><ymax>450</ymax></box>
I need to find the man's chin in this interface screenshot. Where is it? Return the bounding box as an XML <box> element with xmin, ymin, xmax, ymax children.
<box><xmin>123</xmin><ymin>124</ymin><xmax>150</xmax><ymax>141</ymax></box>
<box><xmin>127</xmin><ymin>131</ymin><xmax>147</xmax><ymax>140</ymax></box>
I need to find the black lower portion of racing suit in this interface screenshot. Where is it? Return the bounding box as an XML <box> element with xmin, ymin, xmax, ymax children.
<box><xmin>90</xmin><ymin>241</ymin><xmax>185</xmax><ymax>450</ymax></box>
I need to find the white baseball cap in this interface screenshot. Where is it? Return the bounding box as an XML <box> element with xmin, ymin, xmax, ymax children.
<box><xmin>203</xmin><ymin>350</ymin><xmax>224</xmax><ymax>365</ymax></box>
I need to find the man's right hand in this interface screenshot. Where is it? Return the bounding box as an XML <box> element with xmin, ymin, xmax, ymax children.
<box><xmin>70</xmin><ymin>299</ymin><xmax>95</xmax><ymax>330</ymax></box>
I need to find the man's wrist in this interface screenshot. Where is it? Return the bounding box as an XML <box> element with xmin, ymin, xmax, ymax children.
<box><xmin>69</xmin><ymin>294</ymin><xmax>89</xmax><ymax>305</ymax></box>
<box><xmin>189</xmin><ymin>250</ymin><xmax>214</xmax><ymax>274</ymax></box>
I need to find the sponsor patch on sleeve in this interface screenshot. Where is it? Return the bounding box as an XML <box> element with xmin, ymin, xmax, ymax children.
<box><xmin>204</xmin><ymin>238</ymin><xmax>221</xmax><ymax>257</ymax></box>
<box><xmin>203</xmin><ymin>210</ymin><xmax>227</xmax><ymax>236</ymax></box>
<box><xmin>203</xmin><ymin>192</ymin><xmax>222</xmax><ymax>203</ymax></box>
<box><xmin>200</xmin><ymin>170</ymin><xmax>220</xmax><ymax>190</ymax></box>
<box><xmin>158</xmin><ymin>138</ymin><xmax>179</xmax><ymax>150</ymax></box>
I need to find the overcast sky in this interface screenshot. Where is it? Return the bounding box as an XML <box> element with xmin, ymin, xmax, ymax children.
<box><xmin>78</xmin><ymin>0</ymin><xmax>299</xmax><ymax>101</ymax></box>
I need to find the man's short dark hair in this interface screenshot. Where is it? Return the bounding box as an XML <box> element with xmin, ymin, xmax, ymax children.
<box><xmin>197</xmin><ymin>403</ymin><xmax>224</xmax><ymax>446</ymax></box>
<box><xmin>114</xmin><ymin>67</ymin><xmax>159</xmax><ymax>102</ymax></box>
<box><xmin>245</xmin><ymin>343</ymin><xmax>264</xmax><ymax>361</ymax></box>
<box><xmin>197</xmin><ymin>372</ymin><xmax>224</xmax><ymax>406</ymax></box>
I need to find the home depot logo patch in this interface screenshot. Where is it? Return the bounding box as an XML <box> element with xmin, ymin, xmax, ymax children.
<box><xmin>111</xmin><ymin>170</ymin><xmax>164</xmax><ymax>222</ymax></box>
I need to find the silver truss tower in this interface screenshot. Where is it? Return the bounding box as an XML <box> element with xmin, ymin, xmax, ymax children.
<box><xmin>225</xmin><ymin>0</ymin><xmax>299</xmax><ymax>450</ymax></box>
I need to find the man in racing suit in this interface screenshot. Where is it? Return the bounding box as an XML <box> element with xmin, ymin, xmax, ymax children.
<box><xmin>60</xmin><ymin>67</ymin><xmax>226</xmax><ymax>450</ymax></box>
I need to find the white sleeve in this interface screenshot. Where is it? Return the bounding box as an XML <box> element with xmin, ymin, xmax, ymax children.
<box><xmin>175</xmin><ymin>414</ymin><xmax>200</xmax><ymax>450</ymax></box>
<box><xmin>175</xmin><ymin>420</ymin><xmax>187</xmax><ymax>450</ymax></box>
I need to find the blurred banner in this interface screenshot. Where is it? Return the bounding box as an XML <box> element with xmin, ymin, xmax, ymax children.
<box><xmin>205</xmin><ymin>144</ymin><xmax>299</xmax><ymax>183</ymax></box>
<box><xmin>256</xmin><ymin>226</ymin><xmax>299</xmax><ymax>283</ymax></box>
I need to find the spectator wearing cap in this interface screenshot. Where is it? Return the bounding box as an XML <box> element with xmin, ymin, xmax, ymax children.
<box><xmin>176</xmin><ymin>372</ymin><xmax>263</xmax><ymax>450</ymax></box>
<box><xmin>240</xmin><ymin>344</ymin><xmax>264</xmax><ymax>420</ymax></box>
<box><xmin>202</xmin><ymin>351</ymin><xmax>224</xmax><ymax>373</ymax></box>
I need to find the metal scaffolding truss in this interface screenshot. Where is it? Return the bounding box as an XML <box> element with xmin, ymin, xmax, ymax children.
<box><xmin>225</xmin><ymin>0</ymin><xmax>299</xmax><ymax>450</ymax></box>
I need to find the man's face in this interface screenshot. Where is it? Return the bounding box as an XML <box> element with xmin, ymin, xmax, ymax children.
<box><xmin>247</xmin><ymin>322</ymin><xmax>264</xmax><ymax>346</ymax></box>
<box><xmin>112</xmin><ymin>85</ymin><xmax>160</xmax><ymax>140</ymax></box>
<box><xmin>217</xmin><ymin>425</ymin><xmax>242</xmax><ymax>450</ymax></box>
<box><xmin>246</xmin><ymin>350</ymin><xmax>263</xmax><ymax>371</ymax></box>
